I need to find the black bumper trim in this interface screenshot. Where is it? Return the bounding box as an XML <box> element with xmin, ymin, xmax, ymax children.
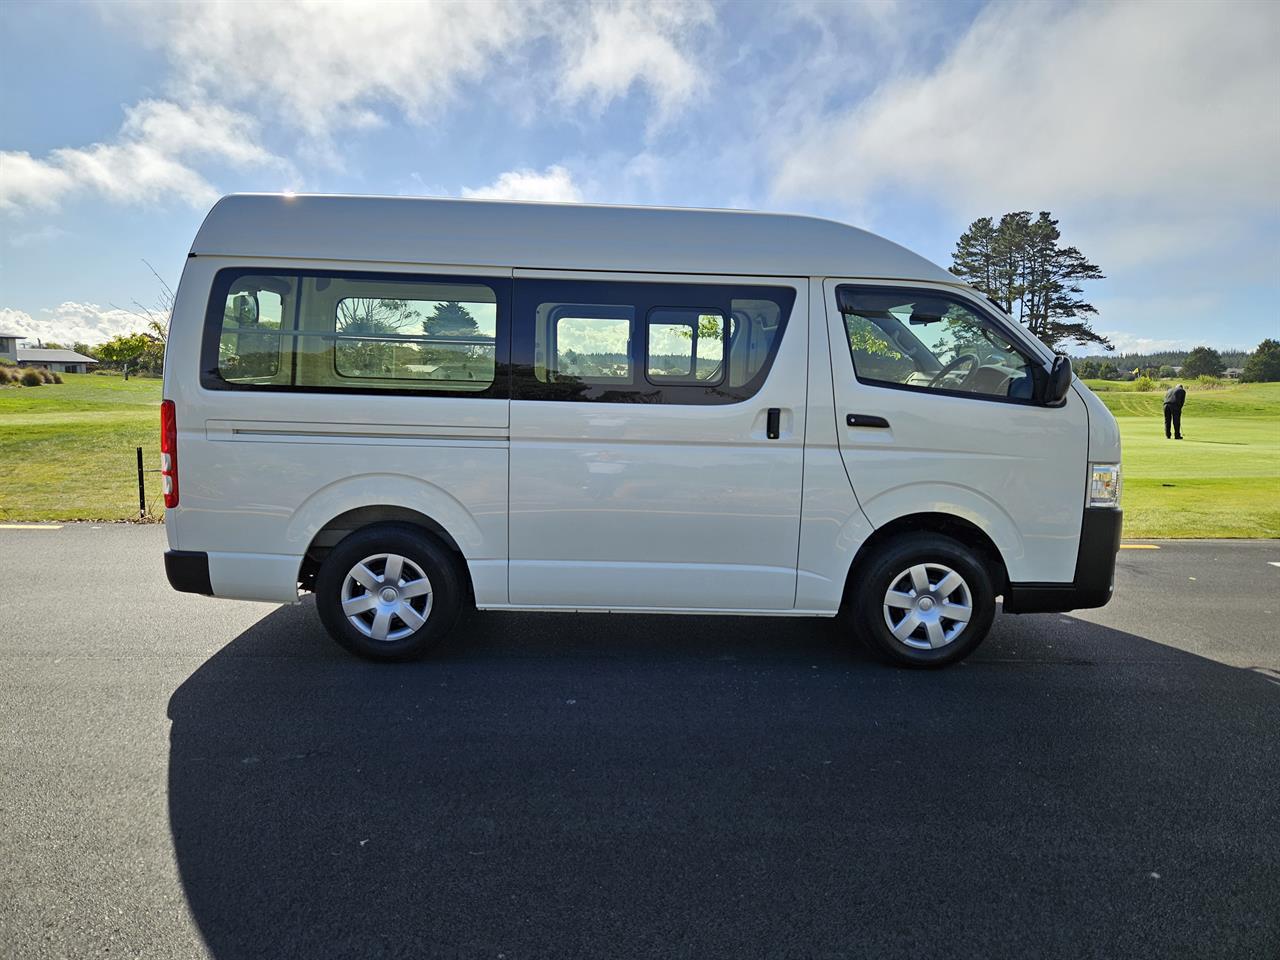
<box><xmin>165</xmin><ymin>550</ymin><xmax>213</xmax><ymax>596</ymax></box>
<box><xmin>1004</xmin><ymin>508</ymin><xmax>1122</xmax><ymax>614</ymax></box>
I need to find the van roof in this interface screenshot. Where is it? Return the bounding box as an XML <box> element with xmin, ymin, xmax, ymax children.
<box><xmin>191</xmin><ymin>194</ymin><xmax>960</xmax><ymax>284</ymax></box>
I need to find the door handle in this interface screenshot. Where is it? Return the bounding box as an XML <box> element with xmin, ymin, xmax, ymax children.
<box><xmin>846</xmin><ymin>414</ymin><xmax>890</xmax><ymax>428</ymax></box>
<box><xmin>766</xmin><ymin>408</ymin><xmax>781</xmax><ymax>439</ymax></box>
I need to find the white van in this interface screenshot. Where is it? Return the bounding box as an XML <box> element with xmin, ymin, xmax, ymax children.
<box><xmin>162</xmin><ymin>195</ymin><xmax>1122</xmax><ymax>667</ymax></box>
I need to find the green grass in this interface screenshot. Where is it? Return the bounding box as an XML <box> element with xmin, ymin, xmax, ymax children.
<box><xmin>1</xmin><ymin>371</ymin><xmax>1277</xmax><ymax>536</ymax></box>
<box><xmin>0</xmin><ymin>373</ymin><xmax>165</xmax><ymax>521</ymax></box>
<box><xmin>1083</xmin><ymin>379</ymin><xmax>1280</xmax><ymax>538</ymax></box>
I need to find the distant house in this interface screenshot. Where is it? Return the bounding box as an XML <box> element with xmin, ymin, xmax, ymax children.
<box><xmin>17</xmin><ymin>347</ymin><xmax>99</xmax><ymax>374</ymax></box>
<box><xmin>0</xmin><ymin>332</ymin><xmax>20</xmax><ymax>363</ymax></box>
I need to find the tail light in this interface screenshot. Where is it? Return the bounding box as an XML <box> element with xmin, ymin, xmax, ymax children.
<box><xmin>160</xmin><ymin>399</ymin><xmax>179</xmax><ymax>508</ymax></box>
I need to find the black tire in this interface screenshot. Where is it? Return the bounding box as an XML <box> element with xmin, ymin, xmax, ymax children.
<box><xmin>848</xmin><ymin>532</ymin><xmax>996</xmax><ymax>668</ymax></box>
<box><xmin>314</xmin><ymin>523</ymin><xmax>463</xmax><ymax>662</ymax></box>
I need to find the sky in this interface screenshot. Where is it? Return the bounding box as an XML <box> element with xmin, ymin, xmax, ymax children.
<box><xmin>1</xmin><ymin>0</ymin><xmax>1277</xmax><ymax>354</ymax></box>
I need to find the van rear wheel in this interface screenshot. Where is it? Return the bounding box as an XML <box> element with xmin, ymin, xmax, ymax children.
<box><xmin>315</xmin><ymin>524</ymin><xmax>462</xmax><ymax>661</ymax></box>
<box><xmin>850</xmin><ymin>533</ymin><xmax>995</xmax><ymax>668</ymax></box>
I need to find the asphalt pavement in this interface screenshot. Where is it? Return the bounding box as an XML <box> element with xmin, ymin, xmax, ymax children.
<box><xmin>1</xmin><ymin>525</ymin><xmax>1277</xmax><ymax>960</ymax></box>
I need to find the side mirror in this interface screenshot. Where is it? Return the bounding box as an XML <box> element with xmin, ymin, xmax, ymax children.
<box><xmin>1041</xmin><ymin>354</ymin><xmax>1072</xmax><ymax>405</ymax></box>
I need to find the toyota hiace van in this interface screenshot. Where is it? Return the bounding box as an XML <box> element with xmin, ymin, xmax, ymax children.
<box><xmin>162</xmin><ymin>195</ymin><xmax>1122</xmax><ymax>667</ymax></box>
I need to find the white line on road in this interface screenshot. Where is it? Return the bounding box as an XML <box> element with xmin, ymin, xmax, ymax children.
<box><xmin>0</xmin><ymin>524</ymin><xmax>63</xmax><ymax>530</ymax></box>
<box><xmin>1120</xmin><ymin>544</ymin><xmax>1160</xmax><ymax>550</ymax></box>
<box><xmin>1269</xmin><ymin>562</ymin><xmax>1280</xmax><ymax>569</ymax></box>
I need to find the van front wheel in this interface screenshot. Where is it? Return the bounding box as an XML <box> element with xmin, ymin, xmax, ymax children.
<box><xmin>315</xmin><ymin>524</ymin><xmax>462</xmax><ymax>661</ymax></box>
<box><xmin>851</xmin><ymin>533</ymin><xmax>995</xmax><ymax>668</ymax></box>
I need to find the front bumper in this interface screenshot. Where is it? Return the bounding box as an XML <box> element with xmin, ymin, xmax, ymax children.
<box><xmin>1003</xmin><ymin>508</ymin><xmax>1123</xmax><ymax>614</ymax></box>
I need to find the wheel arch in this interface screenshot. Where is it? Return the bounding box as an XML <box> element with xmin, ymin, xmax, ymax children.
<box><xmin>298</xmin><ymin>505</ymin><xmax>472</xmax><ymax>599</ymax></box>
<box><xmin>843</xmin><ymin>512</ymin><xmax>1010</xmax><ymax>606</ymax></box>
<box><xmin>284</xmin><ymin>472</ymin><xmax>486</xmax><ymax>596</ymax></box>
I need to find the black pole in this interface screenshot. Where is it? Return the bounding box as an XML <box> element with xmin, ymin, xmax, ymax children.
<box><xmin>136</xmin><ymin>446</ymin><xmax>146</xmax><ymax>517</ymax></box>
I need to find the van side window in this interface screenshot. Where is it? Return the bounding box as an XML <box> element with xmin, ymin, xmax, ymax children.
<box><xmin>203</xmin><ymin>269</ymin><xmax>508</xmax><ymax>397</ymax></box>
<box><xmin>728</xmin><ymin>298</ymin><xmax>782</xmax><ymax>388</ymax></box>
<box><xmin>535</xmin><ymin>304</ymin><xmax>635</xmax><ymax>383</ymax></box>
<box><xmin>837</xmin><ymin>287</ymin><xmax>1037</xmax><ymax>402</ymax></box>
<box><xmin>217</xmin><ymin>276</ymin><xmax>294</xmax><ymax>383</ymax></box>
<box><xmin>646</xmin><ymin>308</ymin><xmax>726</xmax><ymax>384</ymax></box>
<box><xmin>514</xmin><ymin>279</ymin><xmax>796</xmax><ymax>405</ymax></box>
<box><xmin>315</xmin><ymin>278</ymin><xmax>497</xmax><ymax>388</ymax></box>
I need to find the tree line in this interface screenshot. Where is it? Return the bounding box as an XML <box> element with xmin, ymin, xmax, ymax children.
<box><xmin>35</xmin><ymin>332</ymin><xmax>164</xmax><ymax>376</ymax></box>
<box><xmin>1071</xmin><ymin>344</ymin><xmax>1280</xmax><ymax>382</ymax></box>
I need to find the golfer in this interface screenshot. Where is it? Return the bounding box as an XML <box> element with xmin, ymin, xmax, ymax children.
<box><xmin>1164</xmin><ymin>383</ymin><xmax>1186</xmax><ymax>440</ymax></box>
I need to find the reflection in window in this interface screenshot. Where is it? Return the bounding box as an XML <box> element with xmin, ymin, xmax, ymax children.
<box><xmin>646</xmin><ymin>308</ymin><xmax>725</xmax><ymax>383</ymax></box>
<box><xmin>333</xmin><ymin>296</ymin><xmax>496</xmax><ymax>384</ymax></box>
<box><xmin>534</xmin><ymin>304</ymin><xmax>635</xmax><ymax>383</ymax></box>
<box><xmin>218</xmin><ymin>277</ymin><xmax>292</xmax><ymax>382</ymax></box>
<box><xmin>728</xmin><ymin>299</ymin><xmax>782</xmax><ymax>388</ymax></box>
<box><xmin>212</xmin><ymin>273</ymin><xmax>499</xmax><ymax>392</ymax></box>
<box><xmin>555</xmin><ymin>316</ymin><xmax>631</xmax><ymax>379</ymax></box>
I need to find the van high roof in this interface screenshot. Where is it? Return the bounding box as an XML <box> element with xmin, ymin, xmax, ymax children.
<box><xmin>191</xmin><ymin>194</ymin><xmax>959</xmax><ymax>284</ymax></box>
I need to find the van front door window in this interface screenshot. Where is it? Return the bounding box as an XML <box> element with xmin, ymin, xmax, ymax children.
<box><xmin>838</xmin><ymin>289</ymin><xmax>1036</xmax><ymax>401</ymax></box>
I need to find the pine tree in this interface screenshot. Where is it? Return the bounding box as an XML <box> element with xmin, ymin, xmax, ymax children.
<box><xmin>1240</xmin><ymin>339</ymin><xmax>1280</xmax><ymax>382</ymax></box>
<box><xmin>950</xmin><ymin>216</ymin><xmax>998</xmax><ymax>304</ymax></box>
<box><xmin>424</xmin><ymin>302</ymin><xmax>479</xmax><ymax>338</ymax></box>
<box><xmin>951</xmin><ymin>211</ymin><xmax>1109</xmax><ymax>351</ymax></box>
<box><xmin>992</xmin><ymin>211</ymin><xmax>1030</xmax><ymax>317</ymax></box>
<box><xmin>1181</xmin><ymin>346</ymin><xmax>1225</xmax><ymax>378</ymax></box>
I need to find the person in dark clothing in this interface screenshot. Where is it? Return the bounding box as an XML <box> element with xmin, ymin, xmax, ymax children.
<box><xmin>1164</xmin><ymin>383</ymin><xmax>1186</xmax><ymax>439</ymax></box>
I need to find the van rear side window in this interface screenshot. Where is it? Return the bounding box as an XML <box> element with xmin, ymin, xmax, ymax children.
<box><xmin>218</xmin><ymin>276</ymin><xmax>294</xmax><ymax>383</ymax></box>
<box><xmin>202</xmin><ymin>269</ymin><xmax>508</xmax><ymax>397</ymax></box>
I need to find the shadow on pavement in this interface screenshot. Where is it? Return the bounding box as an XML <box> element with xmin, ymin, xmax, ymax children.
<box><xmin>168</xmin><ymin>603</ymin><xmax>1279</xmax><ymax>959</ymax></box>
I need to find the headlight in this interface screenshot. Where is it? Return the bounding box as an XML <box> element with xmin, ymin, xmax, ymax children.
<box><xmin>1089</xmin><ymin>463</ymin><xmax>1122</xmax><ymax>508</ymax></box>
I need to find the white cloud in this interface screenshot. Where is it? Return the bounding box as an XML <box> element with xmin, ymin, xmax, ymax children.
<box><xmin>136</xmin><ymin>0</ymin><xmax>527</xmax><ymax>143</ymax></box>
<box><xmin>556</xmin><ymin>0</ymin><xmax>714</xmax><ymax>121</ymax></box>
<box><xmin>5</xmin><ymin>2</ymin><xmax>717</xmax><ymax>215</ymax></box>
<box><xmin>0</xmin><ymin>303</ymin><xmax>148</xmax><ymax>346</ymax></box>
<box><xmin>0</xmin><ymin>152</ymin><xmax>76</xmax><ymax>213</ymax></box>
<box><xmin>461</xmin><ymin>165</ymin><xmax>584</xmax><ymax>203</ymax></box>
<box><xmin>119</xmin><ymin>0</ymin><xmax>714</xmax><ymax>148</ymax></box>
<box><xmin>1069</xmin><ymin>333</ymin><xmax>1194</xmax><ymax>357</ymax></box>
<box><xmin>119</xmin><ymin>100</ymin><xmax>280</xmax><ymax>169</ymax></box>
<box><xmin>773</xmin><ymin>2</ymin><xmax>1280</xmax><ymax>232</ymax></box>
<box><xmin>0</xmin><ymin>100</ymin><xmax>287</xmax><ymax>214</ymax></box>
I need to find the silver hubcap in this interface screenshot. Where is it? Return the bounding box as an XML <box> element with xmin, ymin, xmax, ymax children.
<box><xmin>341</xmin><ymin>553</ymin><xmax>433</xmax><ymax>642</ymax></box>
<box><xmin>882</xmin><ymin>563</ymin><xmax>973</xmax><ymax>651</ymax></box>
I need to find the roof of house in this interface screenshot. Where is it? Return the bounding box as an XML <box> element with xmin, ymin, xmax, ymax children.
<box><xmin>0</xmin><ymin>331</ymin><xmax>25</xmax><ymax>338</ymax></box>
<box><xmin>190</xmin><ymin>193</ymin><xmax>960</xmax><ymax>284</ymax></box>
<box><xmin>17</xmin><ymin>348</ymin><xmax>98</xmax><ymax>364</ymax></box>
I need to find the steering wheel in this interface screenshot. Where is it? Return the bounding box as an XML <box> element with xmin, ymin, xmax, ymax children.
<box><xmin>928</xmin><ymin>353</ymin><xmax>979</xmax><ymax>389</ymax></box>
